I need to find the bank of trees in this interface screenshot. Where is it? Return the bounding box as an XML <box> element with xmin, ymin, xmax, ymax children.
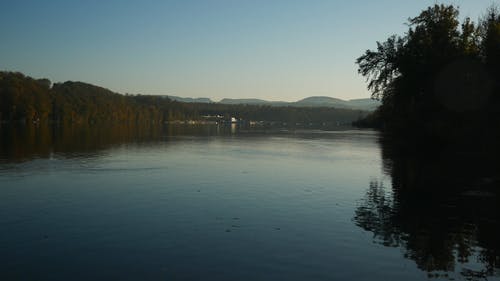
<box><xmin>0</xmin><ymin>72</ymin><xmax>192</xmax><ymax>124</ymax></box>
<box><xmin>357</xmin><ymin>5</ymin><xmax>500</xmax><ymax>135</ymax></box>
<box><xmin>0</xmin><ymin>71</ymin><xmax>363</xmax><ymax>125</ymax></box>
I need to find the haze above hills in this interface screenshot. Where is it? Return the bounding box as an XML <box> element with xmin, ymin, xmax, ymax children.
<box><xmin>164</xmin><ymin>95</ymin><xmax>380</xmax><ymax>111</ymax></box>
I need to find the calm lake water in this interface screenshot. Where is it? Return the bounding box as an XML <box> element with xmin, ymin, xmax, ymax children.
<box><xmin>1</xmin><ymin>125</ymin><xmax>499</xmax><ymax>281</ymax></box>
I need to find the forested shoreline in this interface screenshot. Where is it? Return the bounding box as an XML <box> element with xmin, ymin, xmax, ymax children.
<box><xmin>356</xmin><ymin>5</ymin><xmax>500</xmax><ymax>138</ymax></box>
<box><xmin>0</xmin><ymin>71</ymin><xmax>365</xmax><ymax>126</ymax></box>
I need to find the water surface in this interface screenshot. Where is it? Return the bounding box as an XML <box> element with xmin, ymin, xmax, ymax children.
<box><xmin>1</xmin><ymin>125</ymin><xmax>498</xmax><ymax>280</ymax></box>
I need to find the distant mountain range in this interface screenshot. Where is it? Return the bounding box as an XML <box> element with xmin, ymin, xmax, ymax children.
<box><xmin>163</xmin><ymin>96</ymin><xmax>213</xmax><ymax>103</ymax></box>
<box><xmin>164</xmin><ymin>95</ymin><xmax>380</xmax><ymax>111</ymax></box>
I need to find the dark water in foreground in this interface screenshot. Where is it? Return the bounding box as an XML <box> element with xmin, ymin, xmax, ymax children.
<box><xmin>0</xmin><ymin>124</ymin><xmax>499</xmax><ymax>281</ymax></box>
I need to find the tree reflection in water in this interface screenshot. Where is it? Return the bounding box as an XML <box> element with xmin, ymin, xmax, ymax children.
<box><xmin>354</xmin><ymin>134</ymin><xmax>500</xmax><ymax>280</ymax></box>
<box><xmin>0</xmin><ymin>123</ymin><xmax>232</xmax><ymax>163</ymax></box>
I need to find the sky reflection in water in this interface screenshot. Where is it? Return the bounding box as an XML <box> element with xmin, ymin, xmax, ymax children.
<box><xmin>0</xmin><ymin>125</ymin><xmax>498</xmax><ymax>281</ymax></box>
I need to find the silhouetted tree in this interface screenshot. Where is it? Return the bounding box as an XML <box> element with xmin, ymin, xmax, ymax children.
<box><xmin>356</xmin><ymin>4</ymin><xmax>500</xmax><ymax>136</ymax></box>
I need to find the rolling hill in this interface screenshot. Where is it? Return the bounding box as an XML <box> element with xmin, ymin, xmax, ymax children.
<box><xmin>218</xmin><ymin>96</ymin><xmax>380</xmax><ymax>111</ymax></box>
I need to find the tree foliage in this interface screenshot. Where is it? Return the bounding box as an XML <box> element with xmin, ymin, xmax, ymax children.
<box><xmin>0</xmin><ymin>71</ymin><xmax>363</xmax><ymax>125</ymax></box>
<box><xmin>357</xmin><ymin>4</ymin><xmax>500</xmax><ymax>134</ymax></box>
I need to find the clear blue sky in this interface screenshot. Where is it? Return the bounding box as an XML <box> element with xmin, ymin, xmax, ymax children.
<box><xmin>0</xmin><ymin>0</ymin><xmax>494</xmax><ymax>101</ymax></box>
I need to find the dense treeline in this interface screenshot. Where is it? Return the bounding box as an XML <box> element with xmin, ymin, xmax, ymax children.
<box><xmin>353</xmin><ymin>6</ymin><xmax>500</xmax><ymax>276</ymax></box>
<box><xmin>0</xmin><ymin>71</ymin><xmax>364</xmax><ymax>125</ymax></box>
<box><xmin>193</xmin><ymin>102</ymin><xmax>362</xmax><ymax>124</ymax></box>
<box><xmin>356</xmin><ymin>5</ymin><xmax>500</xmax><ymax>137</ymax></box>
<box><xmin>0</xmin><ymin>72</ymin><xmax>195</xmax><ymax>124</ymax></box>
